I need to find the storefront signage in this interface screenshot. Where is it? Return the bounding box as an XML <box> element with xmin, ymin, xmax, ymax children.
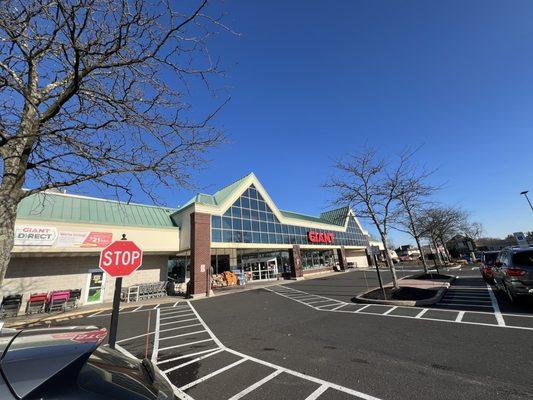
<box><xmin>14</xmin><ymin>225</ymin><xmax>112</xmax><ymax>248</ymax></box>
<box><xmin>307</xmin><ymin>231</ymin><xmax>335</xmax><ymax>244</ymax></box>
<box><xmin>57</xmin><ymin>231</ymin><xmax>113</xmax><ymax>248</ymax></box>
<box><xmin>14</xmin><ymin>225</ymin><xmax>58</xmax><ymax>246</ymax></box>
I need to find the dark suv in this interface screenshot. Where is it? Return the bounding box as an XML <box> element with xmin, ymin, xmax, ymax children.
<box><xmin>493</xmin><ymin>247</ymin><xmax>533</xmax><ymax>304</ymax></box>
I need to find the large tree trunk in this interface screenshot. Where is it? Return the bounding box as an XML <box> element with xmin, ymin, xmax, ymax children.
<box><xmin>381</xmin><ymin>232</ymin><xmax>399</xmax><ymax>289</ymax></box>
<box><xmin>414</xmin><ymin>235</ymin><xmax>428</xmax><ymax>273</ymax></box>
<box><xmin>0</xmin><ymin>195</ymin><xmax>20</xmax><ymax>286</ymax></box>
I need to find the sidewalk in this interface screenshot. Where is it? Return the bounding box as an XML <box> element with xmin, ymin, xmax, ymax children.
<box><xmin>3</xmin><ymin>268</ymin><xmax>356</xmax><ymax>329</ymax></box>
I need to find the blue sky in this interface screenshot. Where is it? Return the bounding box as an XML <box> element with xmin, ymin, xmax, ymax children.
<box><xmin>87</xmin><ymin>1</ymin><xmax>533</xmax><ymax>242</ymax></box>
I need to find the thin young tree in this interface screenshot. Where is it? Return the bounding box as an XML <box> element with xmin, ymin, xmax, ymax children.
<box><xmin>325</xmin><ymin>148</ymin><xmax>413</xmax><ymax>290</ymax></box>
<box><xmin>394</xmin><ymin>175</ymin><xmax>437</xmax><ymax>273</ymax></box>
<box><xmin>0</xmin><ymin>0</ymin><xmax>231</xmax><ymax>285</ymax></box>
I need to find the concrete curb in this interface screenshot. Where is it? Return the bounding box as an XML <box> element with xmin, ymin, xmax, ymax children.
<box><xmin>4</xmin><ymin>306</ymin><xmax>111</xmax><ymax>328</ymax></box>
<box><xmin>354</xmin><ymin>273</ymin><xmax>456</xmax><ymax>307</ymax></box>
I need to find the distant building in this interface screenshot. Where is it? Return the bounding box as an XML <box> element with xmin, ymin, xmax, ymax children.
<box><xmin>446</xmin><ymin>235</ymin><xmax>476</xmax><ymax>258</ymax></box>
<box><xmin>395</xmin><ymin>245</ymin><xmax>420</xmax><ymax>258</ymax></box>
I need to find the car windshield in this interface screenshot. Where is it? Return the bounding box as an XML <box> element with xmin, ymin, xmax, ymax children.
<box><xmin>512</xmin><ymin>251</ymin><xmax>533</xmax><ymax>267</ymax></box>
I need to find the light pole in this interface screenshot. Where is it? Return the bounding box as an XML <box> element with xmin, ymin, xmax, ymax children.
<box><xmin>520</xmin><ymin>190</ymin><xmax>533</xmax><ymax>212</ymax></box>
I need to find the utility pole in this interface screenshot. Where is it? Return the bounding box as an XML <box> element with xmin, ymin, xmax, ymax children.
<box><xmin>520</xmin><ymin>190</ymin><xmax>533</xmax><ymax>212</ymax></box>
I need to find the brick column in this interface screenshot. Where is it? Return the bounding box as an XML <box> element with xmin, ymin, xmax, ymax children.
<box><xmin>337</xmin><ymin>246</ymin><xmax>348</xmax><ymax>270</ymax></box>
<box><xmin>289</xmin><ymin>245</ymin><xmax>303</xmax><ymax>278</ymax></box>
<box><xmin>190</xmin><ymin>212</ymin><xmax>211</xmax><ymax>296</ymax></box>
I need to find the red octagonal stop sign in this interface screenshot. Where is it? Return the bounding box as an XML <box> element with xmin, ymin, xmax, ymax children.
<box><xmin>99</xmin><ymin>240</ymin><xmax>143</xmax><ymax>277</ymax></box>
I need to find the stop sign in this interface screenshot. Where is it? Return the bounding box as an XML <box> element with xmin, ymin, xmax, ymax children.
<box><xmin>99</xmin><ymin>240</ymin><xmax>143</xmax><ymax>277</ymax></box>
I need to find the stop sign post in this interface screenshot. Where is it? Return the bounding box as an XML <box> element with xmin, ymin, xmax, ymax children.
<box><xmin>99</xmin><ymin>235</ymin><xmax>143</xmax><ymax>348</ymax></box>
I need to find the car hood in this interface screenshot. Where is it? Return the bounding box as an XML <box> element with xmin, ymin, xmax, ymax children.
<box><xmin>0</xmin><ymin>326</ymin><xmax>106</xmax><ymax>399</ymax></box>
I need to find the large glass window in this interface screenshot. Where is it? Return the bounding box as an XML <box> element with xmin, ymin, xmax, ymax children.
<box><xmin>210</xmin><ymin>184</ymin><xmax>368</xmax><ymax>247</ymax></box>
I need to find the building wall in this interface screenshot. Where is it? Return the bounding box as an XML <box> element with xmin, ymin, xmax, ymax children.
<box><xmin>2</xmin><ymin>254</ymin><xmax>168</xmax><ymax>307</ymax></box>
<box><xmin>346</xmin><ymin>249</ymin><xmax>369</xmax><ymax>268</ymax></box>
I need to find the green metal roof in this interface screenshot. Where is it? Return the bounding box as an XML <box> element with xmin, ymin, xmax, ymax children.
<box><xmin>177</xmin><ymin>173</ymin><xmax>253</xmax><ymax>210</ymax></box>
<box><xmin>17</xmin><ymin>192</ymin><xmax>179</xmax><ymax>229</ymax></box>
<box><xmin>279</xmin><ymin>210</ymin><xmax>331</xmax><ymax>224</ymax></box>
<box><xmin>319</xmin><ymin>206</ymin><xmax>350</xmax><ymax>226</ymax></box>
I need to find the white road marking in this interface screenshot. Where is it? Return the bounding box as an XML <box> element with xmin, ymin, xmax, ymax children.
<box><xmin>163</xmin><ymin>349</ymin><xmax>225</xmax><ymax>374</ymax></box>
<box><xmin>383</xmin><ymin>306</ymin><xmax>398</xmax><ymax>316</ymax></box>
<box><xmin>455</xmin><ymin>311</ymin><xmax>465</xmax><ymax>322</ymax></box>
<box><xmin>116</xmin><ymin>331</ymin><xmax>154</xmax><ymax>343</ymax></box>
<box><xmin>161</xmin><ymin>318</ymin><xmax>198</xmax><ymax>327</ymax></box>
<box><xmin>227</xmin><ymin>369</ymin><xmax>284</xmax><ymax>400</ymax></box>
<box><xmin>487</xmin><ymin>284</ymin><xmax>506</xmax><ymax>326</ymax></box>
<box><xmin>159</xmin><ymin>330</ymin><xmax>207</xmax><ymax>341</ymax></box>
<box><xmin>180</xmin><ymin>358</ymin><xmax>248</xmax><ymax>391</ymax></box>
<box><xmin>159</xmin><ymin>338</ymin><xmax>213</xmax><ymax>352</ymax></box>
<box><xmin>153</xmin><ymin>304</ymin><xmax>160</xmax><ymax>309</ymax></box>
<box><xmin>151</xmin><ymin>308</ymin><xmax>160</xmax><ymax>363</ymax></box>
<box><xmin>305</xmin><ymin>384</ymin><xmax>329</xmax><ymax>400</ymax></box>
<box><xmin>160</xmin><ymin>323</ymin><xmax>202</xmax><ymax>333</ymax></box>
<box><xmin>88</xmin><ymin>310</ymin><xmax>103</xmax><ymax>318</ymax></box>
<box><xmin>160</xmin><ymin>313</ymin><xmax>195</xmax><ymax>321</ymax></box>
<box><xmin>132</xmin><ymin>306</ymin><xmax>143</xmax><ymax>312</ymax></box>
<box><xmin>157</xmin><ymin>348</ymin><xmax>221</xmax><ymax>366</ymax></box>
<box><xmin>173</xmin><ymin>301</ymin><xmax>181</xmax><ymax>307</ymax></box>
<box><xmin>266</xmin><ymin>285</ymin><xmax>533</xmax><ymax>331</ymax></box>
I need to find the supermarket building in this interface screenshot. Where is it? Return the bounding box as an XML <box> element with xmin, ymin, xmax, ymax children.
<box><xmin>3</xmin><ymin>173</ymin><xmax>371</xmax><ymax>306</ymax></box>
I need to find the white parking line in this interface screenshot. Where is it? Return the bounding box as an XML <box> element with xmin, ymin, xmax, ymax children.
<box><xmin>159</xmin><ymin>330</ymin><xmax>207</xmax><ymax>341</ymax></box>
<box><xmin>180</xmin><ymin>358</ymin><xmax>248</xmax><ymax>391</ymax></box>
<box><xmin>161</xmin><ymin>318</ymin><xmax>198</xmax><ymax>327</ymax></box>
<box><xmin>159</xmin><ymin>338</ymin><xmax>214</xmax><ymax>352</ymax></box>
<box><xmin>487</xmin><ymin>284</ymin><xmax>506</xmax><ymax>326</ymax></box>
<box><xmin>354</xmin><ymin>305</ymin><xmax>372</xmax><ymax>313</ymax></box>
<box><xmin>160</xmin><ymin>323</ymin><xmax>202</xmax><ymax>333</ymax></box>
<box><xmin>305</xmin><ymin>384</ymin><xmax>329</xmax><ymax>400</ymax></box>
<box><xmin>455</xmin><ymin>311</ymin><xmax>465</xmax><ymax>322</ymax></box>
<box><xmin>383</xmin><ymin>306</ymin><xmax>398</xmax><ymax>316</ymax></box>
<box><xmin>163</xmin><ymin>348</ymin><xmax>225</xmax><ymax>374</ymax></box>
<box><xmin>227</xmin><ymin>369</ymin><xmax>283</xmax><ymax>400</ymax></box>
<box><xmin>331</xmin><ymin>304</ymin><xmax>347</xmax><ymax>311</ymax></box>
<box><xmin>151</xmin><ymin>308</ymin><xmax>160</xmax><ymax>363</ymax></box>
<box><xmin>414</xmin><ymin>309</ymin><xmax>428</xmax><ymax>318</ymax></box>
<box><xmin>160</xmin><ymin>313</ymin><xmax>195</xmax><ymax>321</ymax></box>
<box><xmin>157</xmin><ymin>348</ymin><xmax>221</xmax><ymax>366</ymax></box>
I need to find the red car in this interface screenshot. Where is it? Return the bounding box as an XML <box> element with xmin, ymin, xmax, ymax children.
<box><xmin>480</xmin><ymin>251</ymin><xmax>499</xmax><ymax>283</ymax></box>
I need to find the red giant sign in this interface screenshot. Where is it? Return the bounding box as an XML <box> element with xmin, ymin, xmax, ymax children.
<box><xmin>99</xmin><ymin>240</ymin><xmax>143</xmax><ymax>277</ymax></box>
<box><xmin>307</xmin><ymin>231</ymin><xmax>335</xmax><ymax>244</ymax></box>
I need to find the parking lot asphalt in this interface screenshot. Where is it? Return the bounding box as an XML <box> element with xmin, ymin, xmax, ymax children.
<box><xmin>48</xmin><ymin>267</ymin><xmax>533</xmax><ymax>400</ymax></box>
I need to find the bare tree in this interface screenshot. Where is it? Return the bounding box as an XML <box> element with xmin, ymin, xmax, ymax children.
<box><xmin>325</xmin><ymin>148</ymin><xmax>414</xmax><ymax>290</ymax></box>
<box><xmin>394</xmin><ymin>173</ymin><xmax>437</xmax><ymax>273</ymax></box>
<box><xmin>0</xmin><ymin>0</ymin><xmax>231</xmax><ymax>285</ymax></box>
<box><xmin>418</xmin><ymin>206</ymin><xmax>465</xmax><ymax>264</ymax></box>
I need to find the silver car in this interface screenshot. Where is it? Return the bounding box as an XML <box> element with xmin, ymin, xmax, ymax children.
<box><xmin>493</xmin><ymin>247</ymin><xmax>533</xmax><ymax>304</ymax></box>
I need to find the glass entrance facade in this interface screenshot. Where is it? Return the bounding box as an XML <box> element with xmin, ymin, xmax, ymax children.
<box><xmin>211</xmin><ymin>184</ymin><xmax>368</xmax><ymax>247</ymax></box>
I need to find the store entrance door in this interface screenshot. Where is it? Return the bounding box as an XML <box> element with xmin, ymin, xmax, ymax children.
<box><xmin>243</xmin><ymin>257</ymin><xmax>278</xmax><ymax>281</ymax></box>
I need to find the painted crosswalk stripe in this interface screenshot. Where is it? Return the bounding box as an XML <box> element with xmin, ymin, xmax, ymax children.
<box><xmin>157</xmin><ymin>348</ymin><xmax>221</xmax><ymax>366</ymax></box>
<box><xmin>159</xmin><ymin>330</ymin><xmax>207</xmax><ymax>341</ymax></box>
<box><xmin>163</xmin><ymin>348</ymin><xmax>225</xmax><ymax>374</ymax></box>
<box><xmin>159</xmin><ymin>338</ymin><xmax>213</xmax><ymax>352</ymax></box>
<box><xmin>180</xmin><ymin>358</ymin><xmax>247</xmax><ymax>391</ymax></box>
<box><xmin>455</xmin><ymin>311</ymin><xmax>465</xmax><ymax>322</ymax></box>
<box><xmin>228</xmin><ymin>369</ymin><xmax>284</xmax><ymax>400</ymax></box>
<box><xmin>161</xmin><ymin>318</ymin><xmax>198</xmax><ymax>327</ymax></box>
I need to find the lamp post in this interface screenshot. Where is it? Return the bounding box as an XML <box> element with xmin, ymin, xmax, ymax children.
<box><xmin>520</xmin><ymin>190</ymin><xmax>533</xmax><ymax>212</ymax></box>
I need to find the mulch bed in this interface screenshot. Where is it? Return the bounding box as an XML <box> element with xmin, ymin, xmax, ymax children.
<box><xmin>361</xmin><ymin>286</ymin><xmax>439</xmax><ymax>301</ymax></box>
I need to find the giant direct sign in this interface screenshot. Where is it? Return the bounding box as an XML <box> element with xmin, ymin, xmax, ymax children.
<box><xmin>14</xmin><ymin>226</ymin><xmax>58</xmax><ymax>246</ymax></box>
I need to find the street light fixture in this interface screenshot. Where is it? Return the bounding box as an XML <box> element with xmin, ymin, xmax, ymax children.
<box><xmin>520</xmin><ymin>190</ymin><xmax>533</xmax><ymax>212</ymax></box>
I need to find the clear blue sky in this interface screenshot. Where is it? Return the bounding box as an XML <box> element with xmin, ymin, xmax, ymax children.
<box><xmin>100</xmin><ymin>1</ymin><xmax>533</xmax><ymax>242</ymax></box>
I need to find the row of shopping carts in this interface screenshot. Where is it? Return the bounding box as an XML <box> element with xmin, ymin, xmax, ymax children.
<box><xmin>121</xmin><ymin>281</ymin><xmax>168</xmax><ymax>303</ymax></box>
<box><xmin>0</xmin><ymin>289</ymin><xmax>81</xmax><ymax>318</ymax></box>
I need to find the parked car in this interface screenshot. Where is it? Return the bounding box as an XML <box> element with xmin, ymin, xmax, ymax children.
<box><xmin>399</xmin><ymin>255</ymin><xmax>412</xmax><ymax>262</ymax></box>
<box><xmin>493</xmin><ymin>247</ymin><xmax>533</xmax><ymax>304</ymax></box>
<box><xmin>479</xmin><ymin>251</ymin><xmax>499</xmax><ymax>283</ymax></box>
<box><xmin>0</xmin><ymin>326</ymin><xmax>176</xmax><ymax>399</ymax></box>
